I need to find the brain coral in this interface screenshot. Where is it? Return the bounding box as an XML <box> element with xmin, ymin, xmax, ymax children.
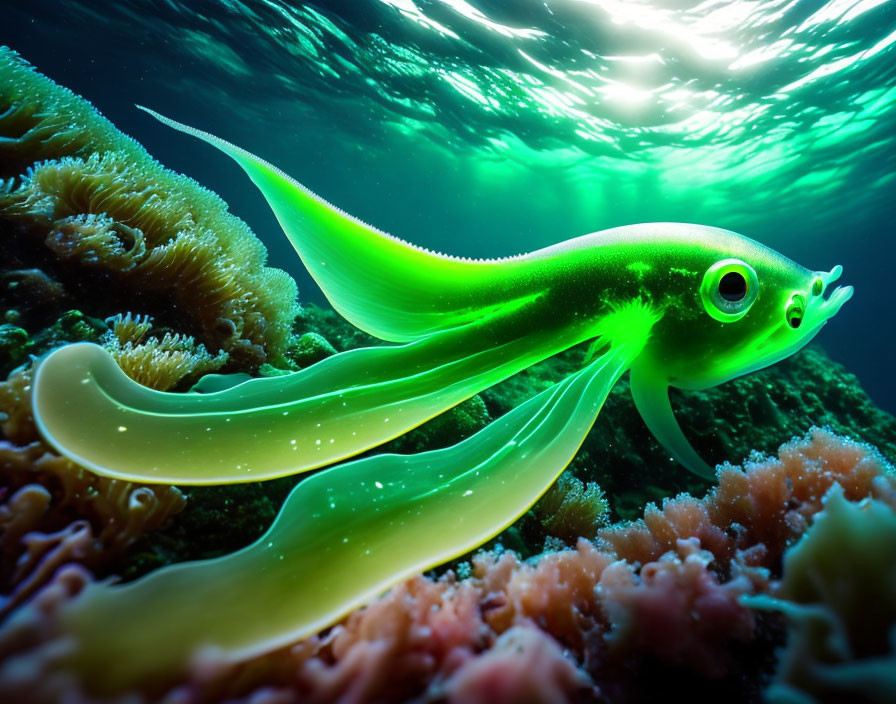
<box><xmin>0</xmin><ymin>46</ymin><xmax>298</xmax><ymax>365</ymax></box>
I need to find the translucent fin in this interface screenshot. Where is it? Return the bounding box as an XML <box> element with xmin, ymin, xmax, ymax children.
<box><xmin>57</xmin><ymin>342</ymin><xmax>636</xmax><ymax>692</ymax></box>
<box><xmin>629</xmin><ymin>364</ymin><xmax>716</xmax><ymax>480</ymax></box>
<box><xmin>33</xmin><ymin>305</ymin><xmax>583</xmax><ymax>484</ymax></box>
<box><xmin>137</xmin><ymin>106</ymin><xmax>529</xmax><ymax>342</ymax></box>
<box><xmin>190</xmin><ymin>372</ymin><xmax>253</xmax><ymax>394</ymax></box>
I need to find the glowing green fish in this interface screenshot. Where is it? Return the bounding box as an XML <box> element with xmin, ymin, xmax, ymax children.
<box><xmin>28</xmin><ymin>109</ymin><xmax>852</xmax><ymax>691</ymax></box>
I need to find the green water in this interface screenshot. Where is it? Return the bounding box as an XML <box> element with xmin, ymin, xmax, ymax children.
<box><xmin>4</xmin><ymin>0</ymin><xmax>895</xmax><ymax>408</ymax></box>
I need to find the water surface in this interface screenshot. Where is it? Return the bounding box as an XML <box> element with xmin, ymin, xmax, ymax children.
<box><xmin>5</xmin><ymin>0</ymin><xmax>894</xmax><ymax>408</ymax></box>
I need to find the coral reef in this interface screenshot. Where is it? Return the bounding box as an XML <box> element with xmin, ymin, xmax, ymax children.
<box><xmin>0</xmin><ymin>44</ymin><xmax>892</xmax><ymax>704</ymax></box>
<box><xmin>0</xmin><ymin>429</ymin><xmax>892</xmax><ymax>703</ymax></box>
<box><xmin>0</xmin><ymin>307</ymin><xmax>229</xmax><ymax>611</ymax></box>
<box><xmin>0</xmin><ymin>45</ymin><xmax>304</xmax><ymax>611</ymax></box>
<box><xmin>0</xmin><ymin>365</ymin><xmax>38</xmax><ymax>445</ymax></box>
<box><xmin>0</xmin><ymin>443</ymin><xmax>185</xmax><ymax>616</ymax></box>
<box><xmin>0</xmin><ymin>46</ymin><xmax>298</xmax><ymax>367</ymax></box>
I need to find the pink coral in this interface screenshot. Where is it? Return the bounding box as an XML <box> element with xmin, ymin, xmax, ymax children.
<box><xmin>0</xmin><ymin>429</ymin><xmax>893</xmax><ymax>703</ymax></box>
<box><xmin>0</xmin><ymin>441</ymin><xmax>185</xmax><ymax>618</ymax></box>
<box><xmin>443</xmin><ymin>626</ymin><xmax>594</xmax><ymax>703</ymax></box>
<box><xmin>597</xmin><ymin>538</ymin><xmax>760</xmax><ymax>677</ymax></box>
<box><xmin>600</xmin><ymin>428</ymin><xmax>895</xmax><ymax>569</ymax></box>
<box><xmin>475</xmin><ymin>541</ymin><xmax>611</xmax><ymax>648</ymax></box>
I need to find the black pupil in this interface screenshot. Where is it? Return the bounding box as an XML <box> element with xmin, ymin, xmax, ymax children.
<box><xmin>718</xmin><ymin>271</ymin><xmax>747</xmax><ymax>302</ymax></box>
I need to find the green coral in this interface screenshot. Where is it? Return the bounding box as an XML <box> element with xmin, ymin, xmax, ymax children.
<box><xmin>533</xmin><ymin>472</ymin><xmax>608</xmax><ymax>544</ymax></box>
<box><xmin>0</xmin><ymin>324</ymin><xmax>27</xmax><ymax>370</ymax></box>
<box><xmin>0</xmin><ymin>310</ymin><xmax>108</xmax><ymax>379</ymax></box>
<box><xmin>747</xmin><ymin>484</ymin><xmax>896</xmax><ymax>703</ymax></box>
<box><xmin>0</xmin><ymin>46</ymin><xmax>298</xmax><ymax>366</ymax></box>
<box><xmin>288</xmin><ymin>331</ymin><xmax>337</xmax><ymax>367</ymax></box>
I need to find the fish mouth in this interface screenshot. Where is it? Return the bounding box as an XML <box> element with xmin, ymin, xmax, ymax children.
<box><xmin>814</xmin><ymin>265</ymin><xmax>854</xmax><ymax>321</ymax></box>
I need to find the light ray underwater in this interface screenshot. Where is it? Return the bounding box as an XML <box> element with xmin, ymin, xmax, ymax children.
<box><xmin>26</xmin><ymin>108</ymin><xmax>853</xmax><ymax>691</ymax></box>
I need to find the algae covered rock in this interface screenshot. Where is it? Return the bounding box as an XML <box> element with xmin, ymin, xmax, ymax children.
<box><xmin>288</xmin><ymin>330</ymin><xmax>337</xmax><ymax>367</ymax></box>
<box><xmin>0</xmin><ymin>324</ymin><xmax>27</xmax><ymax>370</ymax></box>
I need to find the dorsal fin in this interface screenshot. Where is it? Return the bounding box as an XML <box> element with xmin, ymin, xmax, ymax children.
<box><xmin>138</xmin><ymin>107</ymin><xmax>529</xmax><ymax>341</ymax></box>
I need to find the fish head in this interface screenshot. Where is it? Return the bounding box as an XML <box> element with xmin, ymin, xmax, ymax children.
<box><xmin>637</xmin><ymin>225</ymin><xmax>853</xmax><ymax>390</ymax></box>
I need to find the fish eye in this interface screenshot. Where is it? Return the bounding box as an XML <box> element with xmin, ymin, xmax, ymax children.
<box><xmin>719</xmin><ymin>271</ymin><xmax>747</xmax><ymax>301</ymax></box>
<box><xmin>700</xmin><ymin>259</ymin><xmax>759</xmax><ymax>323</ymax></box>
<box><xmin>786</xmin><ymin>294</ymin><xmax>805</xmax><ymax>329</ymax></box>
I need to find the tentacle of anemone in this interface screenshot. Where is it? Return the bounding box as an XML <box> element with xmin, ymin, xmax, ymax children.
<box><xmin>33</xmin><ymin>296</ymin><xmax>602</xmax><ymax>483</ymax></box>
<box><xmin>137</xmin><ymin>107</ymin><xmax>533</xmax><ymax>342</ymax></box>
<box><xmin>55</xmin><ymin>332</ymin><xmax>644</xmax><ymax>693</ymax></box>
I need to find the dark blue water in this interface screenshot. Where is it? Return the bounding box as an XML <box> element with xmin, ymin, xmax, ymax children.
<box><xmin>5</xmin><ymin>0</ymin><xmax>895</xmax><ymax>410</ymax></box>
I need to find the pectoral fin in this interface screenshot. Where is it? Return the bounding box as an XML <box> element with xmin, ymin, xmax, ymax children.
<box><xmin>629</xmin><ymin>364</ymin><xmax>716</xmax><ymax>480</ymax></box>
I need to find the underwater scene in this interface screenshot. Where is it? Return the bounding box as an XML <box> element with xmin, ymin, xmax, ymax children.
<box><xmin>0</xmin><ymin>1</ymin><xmax>895</xmax><ymax>702</ymax></box>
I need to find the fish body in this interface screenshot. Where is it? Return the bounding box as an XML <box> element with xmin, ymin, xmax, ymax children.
<box><xmin>26</xmin><ymin>110</ymin><xmax>852</xmax><ymax>692</ymax></box>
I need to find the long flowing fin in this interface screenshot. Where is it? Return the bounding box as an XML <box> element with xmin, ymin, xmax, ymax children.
<box><xmin>33</xmin><ymin>301</ymin><xmax>591</xmax><ymax>484</ymax></box>
<box><xmin>137</xmin><ymin>106</ymin><xmax>530</xmax><ymax>342</ymax></box>
<box><xmin>55</xmin><ymin>339</ymin><xmax>637</xmax><ymax>693</ymax></box>
<box><xmin>629</xmin><ymin>364</ymin><xmax>716</xmax><ymax>480</ymax></box>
